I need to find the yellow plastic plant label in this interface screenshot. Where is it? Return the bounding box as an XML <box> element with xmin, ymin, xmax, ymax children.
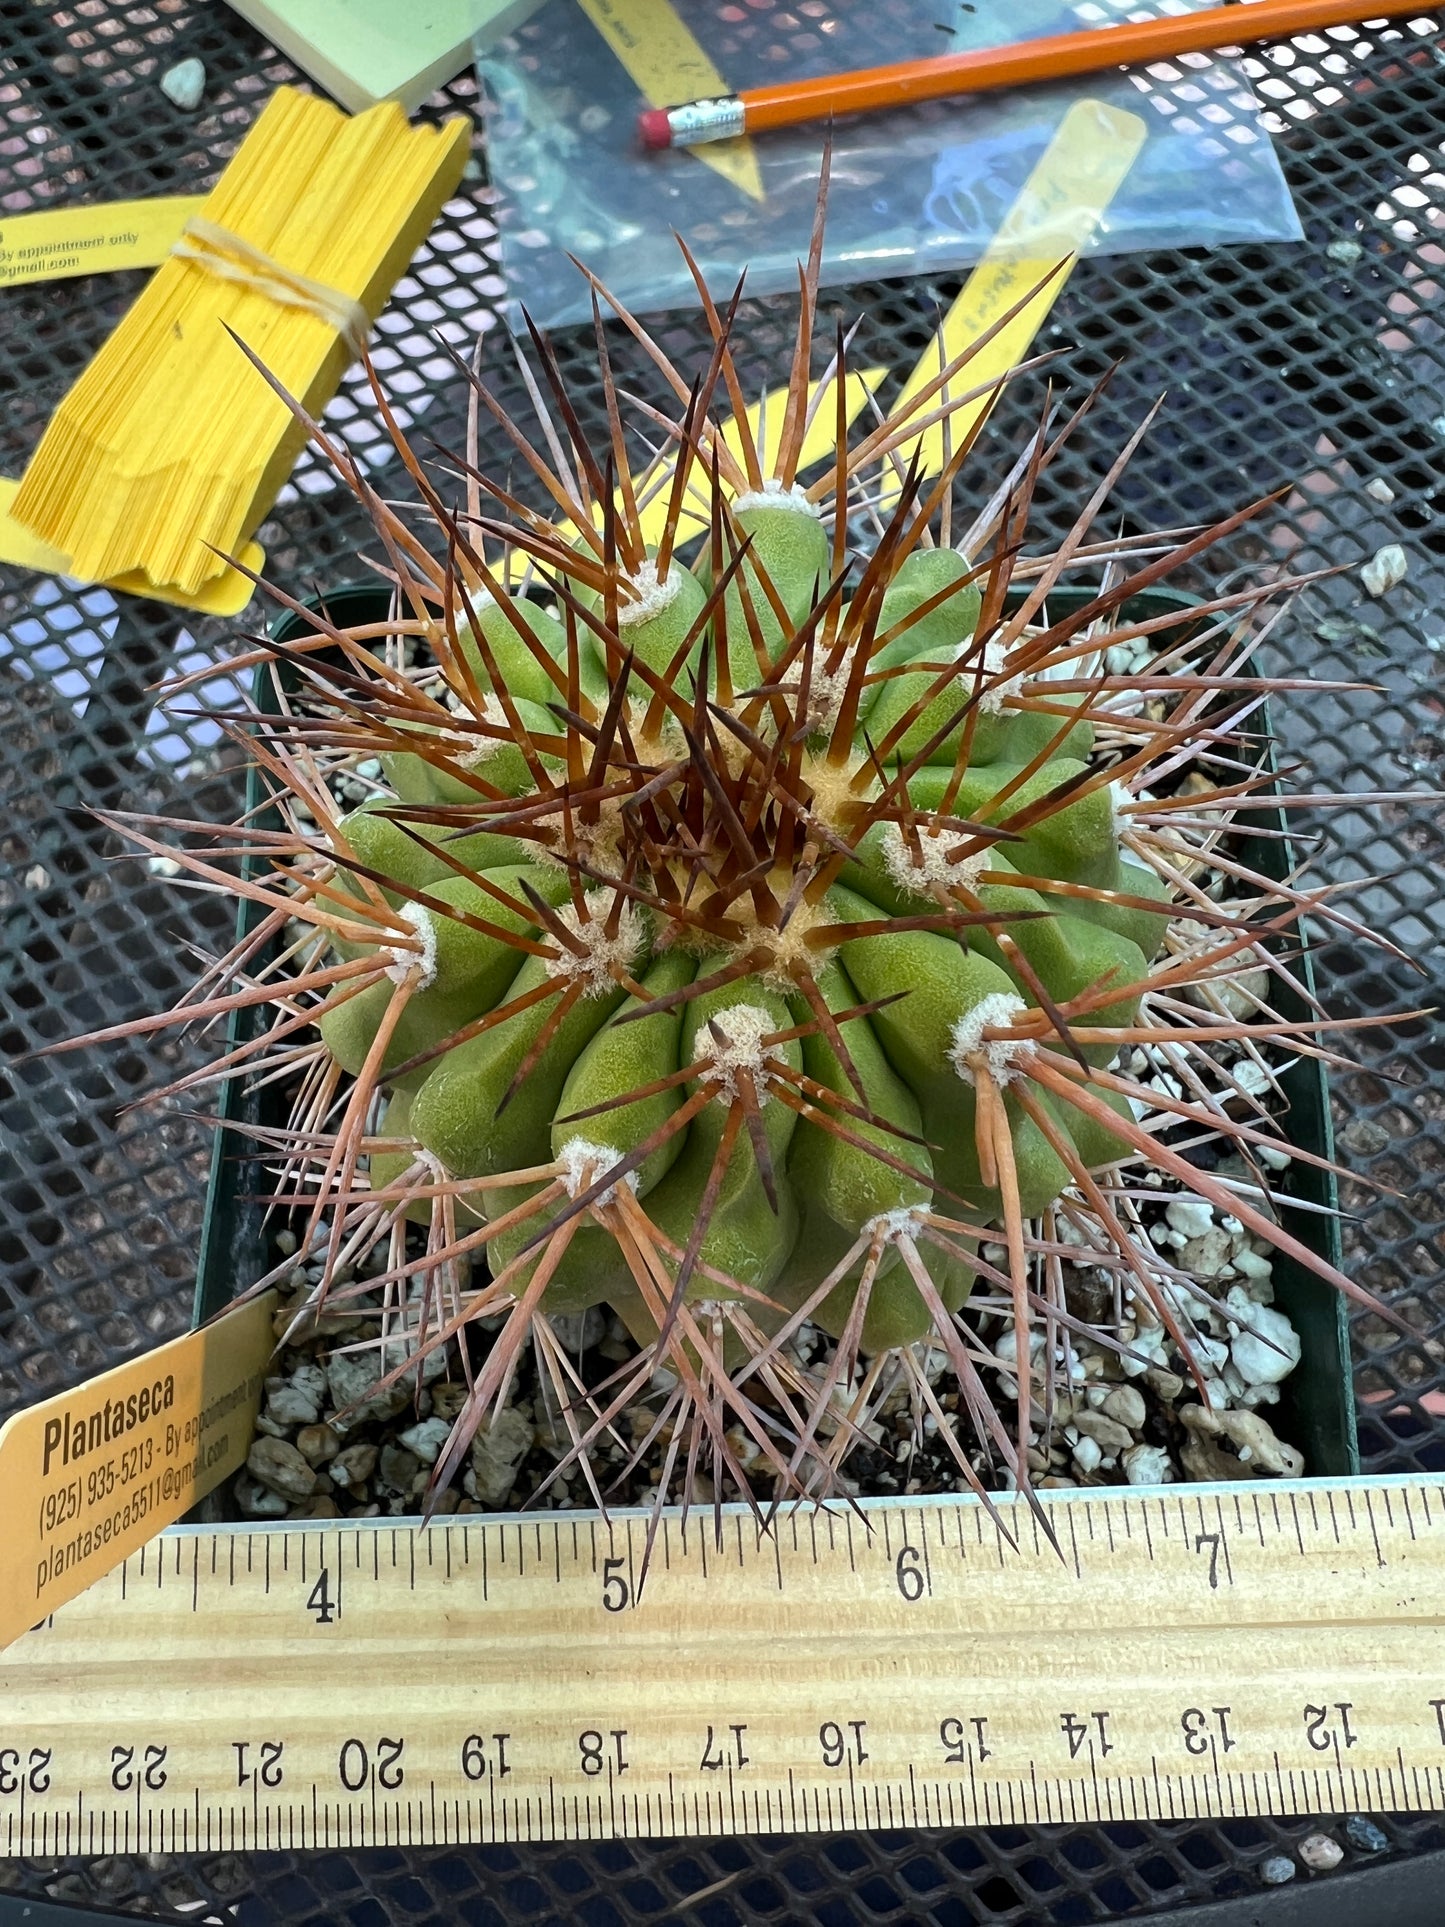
<box><xmin>0</xmin><ymin>1292</ymin><xmax>276</xmax><ymax>1652</ymax></box>
<box><xmin>877</xmin><ymin>99</ymin><xmax>1147</xmax><ymax>510</ymax></box>
<box><xmin>623</xmin><ymin>366</ymin><xmax>887</xmax><ymax>549</ymax></box>
<box><xmin>0</xmin><ymin>195</ymin><xmax>206</xmax><ymax>288</ymax></box>
<box><xmin>575</xmin><ymin>0</ymin><xmax>764</xmax><ymax>202</ymax></box>
<box><xmin>607</xmin><ymin>101</ymin><xmax>1145</xmax><ymax>528</ymax></box>
<box><xmin>0</xmin><ymin>479</ymin><xmax>264</xmax><ymax>615</ymax></box>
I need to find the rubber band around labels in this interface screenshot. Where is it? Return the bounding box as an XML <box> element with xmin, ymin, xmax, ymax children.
<box><xmin>170</xmin><ymin>216</ymin><xmax>370</xmax><ymax>352</ymax></box>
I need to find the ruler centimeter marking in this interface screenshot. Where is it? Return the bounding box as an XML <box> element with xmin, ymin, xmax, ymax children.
<box><xmin>2</xmin><ymin>1475</ymin><xmax>1444</xmax><ymax>1854</ymax></box>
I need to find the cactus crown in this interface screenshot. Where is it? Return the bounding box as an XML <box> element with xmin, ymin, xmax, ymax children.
<box><xmin>68</xmin><ymin>196</ymin><xmax>1404</xmax><ymax>1534</ymax></box>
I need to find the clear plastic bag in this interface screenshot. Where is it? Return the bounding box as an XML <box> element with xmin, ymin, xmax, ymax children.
<box><xmin>476</xmin><ymin>0</ymin><xmax>1301</xmax><ymax>333</ymax></box>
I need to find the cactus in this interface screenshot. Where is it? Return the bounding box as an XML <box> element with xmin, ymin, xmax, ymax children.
<box><xmin>59</xmin><ymin>202</ymin><xmax>1410</xmax><ymax>1529</ymax></box>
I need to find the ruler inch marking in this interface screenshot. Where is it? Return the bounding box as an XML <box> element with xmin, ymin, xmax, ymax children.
<box><xmin>919</xmin><ymin>1509</ymin><xmax>934</xmax><ymax>1598</ymax></box>
<box><xmin>1214</xmin><ymin>1494</ymin><xmax>1235</xmax><ymax>1588</ymax></box>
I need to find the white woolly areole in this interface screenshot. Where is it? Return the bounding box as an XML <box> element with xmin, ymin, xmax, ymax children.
<box><xmin>698</xmin><ymin>1001</ymin><xmax>779</xmax><ymax>1104</ymax></box>
<box><xmin>732</xmin><ymin>477</ymin><xmax>823</xmax><ymax>521</ymax></box>
<box><xmin>1110</xmin><ymin>780</ymin><xmax>1130</xmax><ymax>838</ymax></box>
<box><xmin>881</xmin><ymin>819</ymin><xmax>988</xmax><ymax>898</ymax></box>
<box><xmin>385</xmin><ymin>901</ymin><xmax>437</xmax><ymax>989</ymax></box>
<box><xmin>775</xmin><ymin>650</ymin><xmax>854</xmax><ymax>738</ymax></box>
<box><xmin>947</xmin><ymin>993</ymin><xmax>1034</xmax><ymax>1086</ymax></box>
<box><xmin>545</xmin><ymin>897</ymin><xmax>647</xmax><ymax>996</ymax></box>
<box><xmin>452</xmin><ymin>693</ymin><xmax>511</xmax><ymax>769</ymax></box>
<box><xmin>977</xmin><ymin>636</ymin><xmax>1024</xmax><ymax>716</ymax></box>
<box><xmin>617</xmin><ymin>561</ymin><xmax>683</xmax><ymax>629</ymax></box>
<box><xmin>556</xmin><ymin>1136</ymin><xmax>639</xmax><ymax>1206</ymax></box>
<box><xmin>862</xmin><ymin>1204</ymin><xmax>929</xmax><ymax>1247</ymax></box>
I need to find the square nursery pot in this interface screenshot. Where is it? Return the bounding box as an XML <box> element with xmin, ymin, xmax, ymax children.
<box><xmin>192</xmin><ymin>582</ymin><xmax>1359</xmax><ymax>1518</ymax></box>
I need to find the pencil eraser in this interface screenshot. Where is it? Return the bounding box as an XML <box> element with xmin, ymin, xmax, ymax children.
<box><xmin>638</xmin><ymin>108</ymin><xmax>672</xmax><ymax>150</ymax></box>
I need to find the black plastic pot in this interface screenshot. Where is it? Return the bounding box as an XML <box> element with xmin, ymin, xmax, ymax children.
<box><xmin>194</xmin><ymin>583</ymin><xmax>1357</xmax><ymax>1483</ymax></box>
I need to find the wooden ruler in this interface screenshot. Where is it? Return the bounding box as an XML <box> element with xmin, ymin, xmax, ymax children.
<box><xmin>3</xmin><ymin>1475</ymin><xmax>1444</xmax><ymax>1856</ymax></box>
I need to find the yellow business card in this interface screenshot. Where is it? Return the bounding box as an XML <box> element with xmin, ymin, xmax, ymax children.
<box><xmin>0</xmin><ymin>1293</ymin><xmax>276</xmax><ymax>1652</ymax></box>
<box><xmin>0</xmin><ymin>195</ymin><xmax>206</xmax><ymax>288</ymax></box>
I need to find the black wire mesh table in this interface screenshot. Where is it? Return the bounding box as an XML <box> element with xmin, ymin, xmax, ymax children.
<box><xmin>2</xmin><ymin>2</ymin><xmax>1443</xmax><ymax>1920</ymax></box>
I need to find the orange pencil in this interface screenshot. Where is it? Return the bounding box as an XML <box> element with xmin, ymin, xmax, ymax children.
<box><xmin>638</xmin><ymin>0</ymin><xmax>1423</xmax><ymax>149</ymax></box>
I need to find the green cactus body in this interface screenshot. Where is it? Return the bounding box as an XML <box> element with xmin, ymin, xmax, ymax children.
<box><xmin>866</xmin><ymin>546</ymin><xmax>981</xmax><ymax>678</ymax></box>
<box><xmin>483</xmin><ymin>949</ymin><xmax>703</xmax><ymax>1309</ymax></box>
<box><xmin>786</xmin><ymin>959</ymin><xmax>932</xmax><ymax>1235</ymax></box>
<box><xmin>551</xmin><ymin>947</ymin><xmax>696</xmax><ymax>1195</ymax></box>
<box><xmin>782</xmin><ymin>1205</ymin><xmax>975</xmax><ymax>1353</ymax></box>
<box><xmin>831</xmin><ymin>887</ymin><xmax>1076</xmax><ymax>1217</ymax></box>
<box><xmin>410</xmin><ymin>947</ymin><xmax>631</xmax><ymax>1182</ymax></box>
<box><xmin>319</xmin><ymin>863</ymin><xmax>572</xmax><ymax>1081</ymax></box>
<box><xmin>1055</xmin><ymin>855</ymin><xmax>1173</xmax><ymax>959</ymax></box>
<box><xmin>344</xmin><ymin>647</ymin><xmax>1155</xmax><ymax>1362</ymax></box>
<box><xmin>971</xmin><ymin>853</ymin><xmax>1147</xmax><ymax>1053</ymax></box>
<box><xmin>909</xmin><ymin>759</ymin><xmax>1119</xmax><ymax>886</ymax></box>
<box><xmin>459</xmin><ymin>594</ymin><xmax>604</xmax><ymax>709</ymax></box>
<box><xmin>337</xmin><ymin>803</ymin><xmax>525</xmax><ymax>905</ymax></box>
<box><xmin>860</xmin><ymin>650</ymin><xmax>1013</xmax><ymax>769</ymax></box>
<box><xmin>628</xmin><ymin>978</ymin><xmax>804</xmax><ymax>1298</ymax></box>
<box><xmin>580</xmin><ymin>559</ymin><xmax>711</xmax><ymax>684</ymax></box>
<box><xmin>369</xmin><ymin>1087</ymin><xmax>485</xmax><ymax>1229</ymax></box>
<box><xmin>706</xmin><ymin>492</ymin><xmax>831</xmax><ymax>693</ymax></box>
<box><xmin>327</xmin><ymin>491</ymin><xmax>1172</xmax><ymax>1387</ymax></box>
<box><xmin>1001</xmin><ymin>691</ymin><xmax>1095</xmax><ymax>766</ymax></box>
<box><xmin>383</xmin><ymin>696</ymin><xmax>561</xmax><ymax>806</ymax></box>
<box><xmin>1046</xmin><ymin>1081</ymin><xmax>1136</xmax><ymax>1169</ymax></box>
<box><xmin>779</xmin><ymin>958</ymin><xmax>965</xmax><ymax>1351</ymax></box>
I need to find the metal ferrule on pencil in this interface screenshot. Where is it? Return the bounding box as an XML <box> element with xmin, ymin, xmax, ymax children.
<box><xmin>663</xmin><ymin>95</ymin><xmax>746</xmax><ymax>147</ymax></box>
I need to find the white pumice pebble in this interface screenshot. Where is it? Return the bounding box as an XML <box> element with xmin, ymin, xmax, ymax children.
<box><xmin>1229</xmin><ymin>1300</ymin><xmax>1302</xmax><ymax>1386</ymax></box>
<box><xmin>1166</xmin><ymin>1197</ymin><xmax>1214</xmax><ymax>1239</ymax></box>
<box><xmin>1361</xmin><ymin>543</ymin><xmax>1407</xmax><ymax>597</ymax></box>
<box><xmin>398</xmin><ymin>1418</ymin><xmax>451</xmax><ymax>1464</ymax></box>
<box><xmin>1123</xmin><ymin>1443</ymin><xmax>1173</xmax><ymax>1486</ymax></box>
<box><xmin>1299</xmin><ymin>1831</ymin><xmax>1344</xmax><ymax>1871</ymax></box>
<box><xmin>161</xmin><ymin>57</ymin><xmax>205</xmax><ymax>110</ymax></box>
<box><xmin>1234</xmin><ymin>1247</ymin><xmax>1272</xmax><ymax>1278</ymax></box>
<box><xmin>1233</xmin><ymin>1058</ymin><xmax>1273</xmax><ymax>1098</ymax></box>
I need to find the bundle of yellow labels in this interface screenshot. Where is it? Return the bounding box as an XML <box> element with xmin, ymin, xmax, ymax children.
<box><xmin>12</xmin><ymin>87</ymin><xmax>470</xmax><ymax>610</ymax></box>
